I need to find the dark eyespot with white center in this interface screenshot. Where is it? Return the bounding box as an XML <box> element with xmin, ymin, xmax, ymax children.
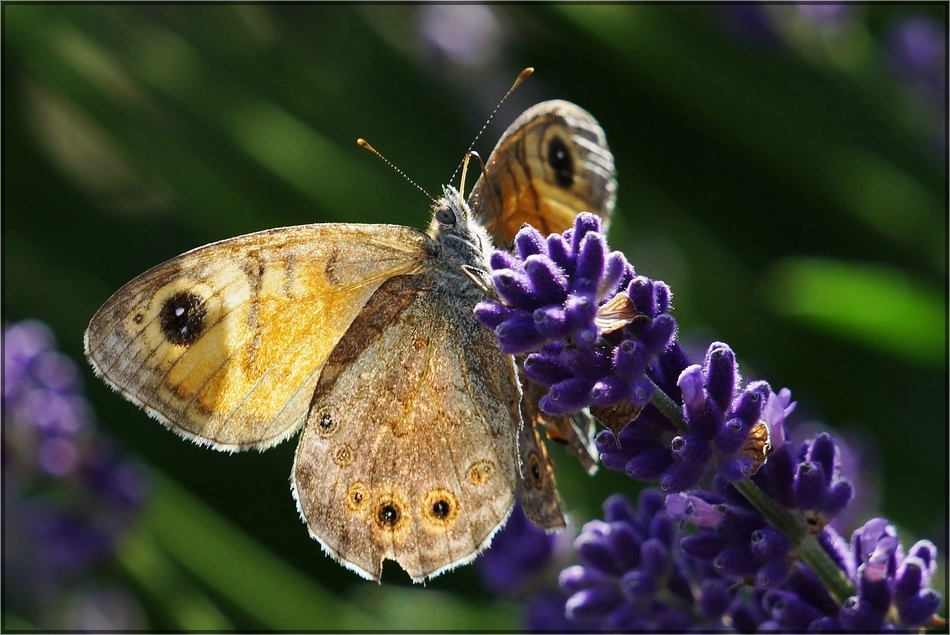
<box><xmin>159</xmin><ymin>291</ymin><xmax>206</xmax><ymax>346</ymax></box>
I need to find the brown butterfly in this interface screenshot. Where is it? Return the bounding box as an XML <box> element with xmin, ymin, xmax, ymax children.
<box><xmin>84</xmin><ymin>98</ymin><xmax>615</xmax><ymax>582</ymax></box>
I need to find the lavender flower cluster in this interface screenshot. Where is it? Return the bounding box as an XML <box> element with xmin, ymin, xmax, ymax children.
<box><xmin>4</xmin><ymin>320</ymin><xmax>149</xmax><ymax>629</ymax></box>
<box><xmin>475</xmin><ymin>215</ymin><xmax>944</xmax><ymax>631</ymax></box>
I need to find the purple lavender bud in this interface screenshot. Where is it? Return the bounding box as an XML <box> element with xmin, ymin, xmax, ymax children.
<box><xmin>603</xmin><ymin>493</ymin><xmax>639</xmax><ymax>525</ymax></box>
<box><xmin>492</xmin><ymin>268</ymin><xmax>538</xmax><ymax>309</ymax></box>
<box><xmin>908</xmin><ymin>540</ymin><xmax>938</xmax><ymax>579</ymax></box>
<box><xmin>665</xmin><ymin>493</ymin><xmax>725</xmax><ymax>529</ymax></box>
<box><xmin>564</xmin><ymin>586</ymin><xmax>623</xmax><ymax>620</ymax></box>
<box><xmin>524</xmin><ymin>255</ymin><xmax>568</xmax><ymax>305</ymax></box>
<box><xmin>717</xmin><ymin>418</ymin><xmax>750</xmax><ymax>454</ymax></box>
<box><xmin>659</xmin><ymin>462</ymin><xmax>707</xmax><ymax>493</ymax></box>
<box><xmin>718</xmin><ymin>456</ymin><xmax>755</xmax><ymax>482</ymax></box>
<box><xmin>730</xmin><ymin>388</ymin><xmax>763</xmax><ymax>427</ymax></box>
<box><xmin>563</xmin><ymin>295</ymin><xmax>596</xmax><ymax>332</ymax></box>
<box><xmin>546</xmin><ymin>233</ymin><xmax>573</xmax><ymax>272</ymax></box>
<box><xmin>569</xmin><ymin>212</ymin><xmax>602</xmax><ymax>252</ymax></box>
<box><xmin>794</xmin><ymin>462</ymin><xmax>828</xmax><ymax>510</ymax></box>
<box><xmin>704</xmin><ymin>343</ymin><xmax>736</xmax><ymax>412</ymax></box>
<box><xmin>605</xmin><ymin>522</ymin><xmax>642</xmax><ymax>572</ymax></box>
<box><xmin>697</xmin><ymin>578</ymin><xmax>732</xmax><ymax>619</ymax></box>
<box><xmin>648</xmin><ymin>512</ymin><xmax>675</xmax><ymax>548</ymax></box>
<box><xmin>523</xmin><ymin>352</ymin><xmax>571</xmax><ymax>386</ymax></box>
<box><xmin>626</xmin><ymin>448</ymin><xmax>673</xmax><ymax>481</ymax></box>
<box><xmin>677</xmin><ymin>364</ymin><xmax>705</xmax><ymax>407</ymax></box>
<box><xmin>807</xmin><ymin>433</ymin><xmax>837</xmax><ymax>485</ymax></box>
<box><xmin>615</xmin><ymin>340</ymin><xmax>648</xmax><ymax>378</ymax></box>
<box><xmin>488</xmin><ymin>249</ymin><xmax>523</xmax><ymax>272</ymax></box>
<box><xmin>515</xmin><ymin>226</ymin><xmax>546</xmax><ymax>259</ymax></box>
<box><xmin>750</xmin><ymin>528</ymin><xmax>792</xmax><ymax>561</ymax></box>
<box><xmin>620</xmin><ymin>569</ymin><xmax>656</xmax><ymax>599</ymax></box>
<box><xmin>713</xmin><ymin>546</ymin><xmax>759</xmax><ymax>577</ymax></box>
<box><xmin>639</xmin><ymin>314</ymin><xmax>677</xmax><ymax>355</ymax></box>
<box><xmin>764</xmin><ymin>590</ymin><xmax>825</xmax><ymax>630</ymax></box>
<box><xmin>899</xmin><ymin>588</ymin><xmax>942</xmax><ymax>626</ymax></box>
<box><xmin>627</xmin><ymin>375</ymin><xmax>655</xmax><ymax>406</ymax></box>
<box><xmin>590</xmin><ymin>376</ymin><xmax>628</xmax><ymax>406</ymax></box>
<box><xmin>575</xmin><ymin>522</ymin><xmax>623</xmax><ymax>574</ymax></box>
<box><xmin>893</xmin><ymin>557</ymin><xmax>925</xmax><ymax>603</ymax></box>
<box><xmin>639</xmin><ymin>538</ymin><xmax>669</xmax><ymax>578</ymax></box>
<box><xmin>559</xmin><ymin>564</ymin><xmax>614</xmax><ymax>593</ymax></box>
<box><xmin>495</xmin><ymin>314</ymin><xmax>544</xmax><ymax>354</ymax></box>
<box><xmin>670</xmin><ymin>434</ymin><xmax>713</xmax><ymax>465</ymax></box>
<box><xmin>572</xmin><ymin>233</ymin><xmax>606</xmax><ymax>296</ymax></box>
<box><xmin>598</xmin><ymin>252</ymin><xmax>631</xmax><ymax>300</ymax></box>
<box><xmin>755</xmin><ymin>560</ymin><xmax>791</xmax><ymax>588</ymax></box>
<box><xmin>533</xmin><ymin>306</ymin><xmax>570</xmax><ymax>340</ymax></box>
<box><xmin>542</xmin><ymin>377</ymin><xmax>594</xmax><ymax>414</ymax></box>
<box><xmin>628</xmin><ymin>277</ymin><xmax>657</xmax><ymax>318</ymax></box>
<box><xmin>838</xmin><ymin>596</ymin><xmax>883</xmax><ymax>631</ymax></box>
<box><xmin>822</xmin><ymin>480</ymin><xmax>854</xmax><ymax>518</ymax></box>
<box><xmin>653</xmin><ymin>281</ymin><xmax>672</xmax><ymax>315</ymax></box>
<box><xmin>473</xmin><ymin>301</ymin><xmax>514</xmax><ymax>330</ymax></box>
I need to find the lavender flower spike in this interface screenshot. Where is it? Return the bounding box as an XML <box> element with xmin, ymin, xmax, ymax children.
<box><xmin>475</xmin><ymin>213</ymin><xmax>676</xmax><ymax>426</ymax></box>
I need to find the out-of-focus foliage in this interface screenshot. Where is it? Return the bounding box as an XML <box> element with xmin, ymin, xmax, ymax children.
<box><xmin>4</xmin><ymin>4</ymin><xmax>945</xmax><ymax>629</ymax></box>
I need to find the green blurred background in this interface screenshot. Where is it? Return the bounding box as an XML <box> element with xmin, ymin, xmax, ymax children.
<box><xmin>4</xmin><ymin>4</ymin><xmax>946</xmax><ymax>630</ymax></box>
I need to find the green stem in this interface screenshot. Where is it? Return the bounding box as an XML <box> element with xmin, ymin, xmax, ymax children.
<box><xmin>649</xmin><ymin>382</ymin><xmax>856</xmax><ymax>604</ymax></box>
<box><xmin>648</xmin><ymin>378</ymin><xmax>688</xmax><ymax>433</ymax></box>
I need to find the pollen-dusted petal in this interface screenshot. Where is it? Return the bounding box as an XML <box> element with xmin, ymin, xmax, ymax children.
<box><xmin>546</xmin><ymin>233</ymin><xmax>573</xmax><ymax>273</ymax></box>
<box><xmin>489</xmin><ymin>249</ymin><xmax>523</xmax><ymax>272</ymax></box>
<box><xmin>495</xmin><ymin>313</ymin><xmax>544</xmax><ymax>354</ymax></box>
<box><xmin>569</xmin><ymin>212</ymin><xmax>603</xmax><ymax>253</ymax></box>
<box><xmin>473</xmin><ymin>301</ymin><xmax>514</xmax><ymax>329</ymax></box>
<box><xmin>572</xmin><ymin>233</ymin><xmax>607</xmax><ymax>295</ymax></box>
<box><xmin>515</xmin><ymin>225</ymin><xmax>547</xmax><ymax>259</ymax></box>
<box><xmin>492</xmin><ymin>268</ymin><xmax>538</xmax><ymax>308</ymax></box>
<box><xmin>524</xmin><ymin>254</ymin><xmax>568</xmax><ymax>305</ymax></box>
<box><xmin>533</xmin><ymin>306</ymin><xmax>571</xmax><ymax>339</ymax></box>
<box><xmin>523</xmin><ymin>352</ymin><xmax>572</xmax><ymax>386</ymax></box>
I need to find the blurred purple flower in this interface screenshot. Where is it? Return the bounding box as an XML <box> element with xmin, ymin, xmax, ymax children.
<box><xmin>885</xmin><ymin>15</ymin><xmax>947</xmax><ymax>111</ymax></box>
<box><xmin>3</xmin><ymin>320</ymin><xmax>149</xmax><ymax>628</ymax></box>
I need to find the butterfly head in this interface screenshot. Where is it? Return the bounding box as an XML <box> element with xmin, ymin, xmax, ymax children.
<box><xmin>429</xmin><ymin>185</ymin><xmax>492</xmax><ymax>273</ymax></box>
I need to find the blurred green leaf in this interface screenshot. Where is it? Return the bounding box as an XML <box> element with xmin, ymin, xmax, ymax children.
<box><xmin>141</xmin><ymin>473</ymin><xmax>381</xmax><ymax>630</ymax></box>
<box><xmin>764</xmin><ymin>257</ymin><xmax>944</xmax><ymax>366</ymax></box>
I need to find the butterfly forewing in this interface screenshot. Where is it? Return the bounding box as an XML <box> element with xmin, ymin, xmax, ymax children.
<box><xmin>84</xmin><ymin>224</ymin><xmax>427</xmax><ymax>451</ymax></box>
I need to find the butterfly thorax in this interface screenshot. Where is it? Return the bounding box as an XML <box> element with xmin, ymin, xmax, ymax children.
<box><xmin>426</xmin><ymin>186</ymin><xmax>493</xmax><ymax>301</ymax></box>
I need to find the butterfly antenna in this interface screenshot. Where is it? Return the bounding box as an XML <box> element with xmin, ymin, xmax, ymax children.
<box><xmin>357</xmin><ymin>138</ymin><xmax>436</xmax><ymax>204</ymax></box>
<box><xmin>449</xmin><ymin>67</ymin><xmax>534</xmax><ymax>187</ymax></box>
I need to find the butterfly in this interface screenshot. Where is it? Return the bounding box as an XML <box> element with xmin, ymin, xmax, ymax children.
<box><xmin>84</xmin><ymin>97</ymin><xmax>616</xmax><ymax>582</ymax></box>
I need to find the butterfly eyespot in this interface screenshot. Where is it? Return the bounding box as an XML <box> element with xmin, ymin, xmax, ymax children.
<box><xmin>333</xmin><ymin>444</ymin><xmax>354</xmax><ymax>467</ymax></box>
<box><xmin>345</xmin><ymin>482</ymin><xmax>369</xmax><ymax>512</ymax></box>
<box><xmin>468</xmin><ymin>460</ymin><xmax>495</xmax><ymax>487</ymax></box>
<box><xmin>319</xmin><ymin>412</ymin><xmax>334</xmax><ymax>432</ymax></box>
<box><xmin>374</xmin><ymin>498</ymin><xmax>403</xmax><ymax>530</ymax></box>
<box><xmin>435</xmin><ymin>205</ymin><xmax>456</xmax><ymax>226</ymax></box>
<box><xmin>421</xmin><ymin>488</ymin><xmax>459</xmax><ymax>527</ymax></box>
<box><xmin>527</xmin><ymin>452</ymin><xmax>544</xmax><ymax>488</ymax></box>
<box><xmin>133</xmin><ymin>313</ymin><xmax>143</xmax><ymax>324</ymax></box>
<box><xmin>547</xmin><ymin>136</ymin><xmax>574</xmax><ymax>189</ymax></box>
<box><xmin>159</xmin><ymin>291</ymin><xmax>207</xmax><ymax>346</ymax></box>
